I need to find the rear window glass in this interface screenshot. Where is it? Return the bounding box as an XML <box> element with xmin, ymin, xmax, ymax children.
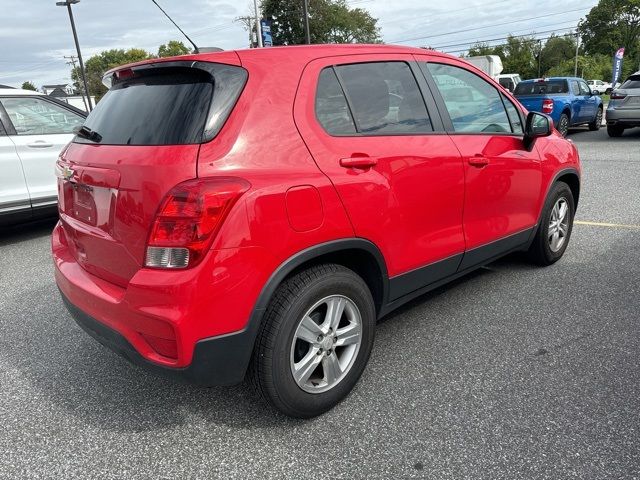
<box><xmin>76</xmin><ymin>64</ymin><xmax>247</xmax><ymax>146</ymax></box>
<box><xmin>620</xmin><ymin>75</ymin><xmax>640</xmax><ymax>89</ymax></box>
<box><xmin>514</xmin><ymin>80</ymin><xmax>568</xmax><ymax>95</ymax></box>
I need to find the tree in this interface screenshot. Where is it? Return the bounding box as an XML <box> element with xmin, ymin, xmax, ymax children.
<box><xmin>71</xmin><ymin>48</ymin><xmax>153</xmax><ymax>101</ymax></box>
<box><xmin>539</xmin><ymin>34</ymin><xmax>577</xmax><ymax>76</ymax></box>
<box><xmin>259</xmin><ymin>0</ymin><xmax>381</xmax><ymax>45</ymax></box>
<box><xmin>158</xmin><ymin>40</ymin><xmax>191</xmax><ymax>57</ymax></box>
<box><xmin>21</xmin><ymin>81</ymin><xmax>37</xmax><ymax>91</ymax></box>
<box><xmin>578</xmin><ymin>0</ymin><xmax>640</xmax><ymax>79</ymax></box>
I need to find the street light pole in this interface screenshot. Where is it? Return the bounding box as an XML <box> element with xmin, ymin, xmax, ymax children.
<box><xmin>57</xmin><ymin>0</ymin><xmax>92</xmax><ymax>111</ymax></box>
<box><xmin>253</xmin><ymin>0</ymin><xmax>263</xmax><ymax>48</ymax></box>
<box><xmin>302</xmin><ymin>0</ymin><xmax>311</xmax><ymax>44</ymax></box>
<box><xmin>574</xmin><ymin>33</ymin><xmax>580</xmax><ymax>77</ymax></box>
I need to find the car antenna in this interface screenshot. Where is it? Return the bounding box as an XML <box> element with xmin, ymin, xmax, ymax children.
<box><xmin>150</xmin><ymin>0</ymin><xmax>200</xmax><ymax>54</ymax></box>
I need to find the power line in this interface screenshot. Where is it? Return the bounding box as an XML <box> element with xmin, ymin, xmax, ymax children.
<box><xmin>431</xmin><ymin>21</ymin><xmax>579</xmax><ymax>50</ymax></box>
<box><xmin>442</xmin><ymin>30</ymin><xmax>576</xmax><ymax>54</ymax></box>
<box><xmin>388</xmin><ymin>7</ymin><xmax>590</xmax><ymax>44</ymax></box>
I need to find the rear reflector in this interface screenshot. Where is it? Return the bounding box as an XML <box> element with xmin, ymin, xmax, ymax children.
<box><xmin>140</xmin><ymin>333</ymin><xmax>178</xmax><ymax>359</ymax></box>
<box><xmin>145</xmin><ymin>247</ymin><xmax>190</xmax><ymax>269</ymax></box>
<box><xmin>542</xmin><ymin>99</ymin><xmax>554</xmax><ymax>114</ymax></box>
<box><xmin>145</xmin><ymin>177</ymin><xmax>250</xmax><ymax>269</ymax></box>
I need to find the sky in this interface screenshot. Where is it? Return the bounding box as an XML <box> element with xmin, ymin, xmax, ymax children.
<box><xmin>0</xmin><ymin>0</ymin><xmax>599</xmax><ymax>89</ymax></box>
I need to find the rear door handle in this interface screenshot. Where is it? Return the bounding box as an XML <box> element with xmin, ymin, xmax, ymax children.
<box><xmin>340</xmin><ymin>156</ymin><xmax>378</xmax><ymax>168</ymax></box>
<box><xmin>27</xmin><ymin>141</ymin><xmax>54</xmax><ymax>148</ymax></box>
<box><xmin>468</xmin><ymin>155</ymin><xmax>490</xmax><ymax>168</ymax></box>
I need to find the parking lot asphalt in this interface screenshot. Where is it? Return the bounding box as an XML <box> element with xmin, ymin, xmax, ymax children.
<box><xmin>1</xmin><ymin>127</ymin><xmax>639</xmax><ymax>480</ymax></box>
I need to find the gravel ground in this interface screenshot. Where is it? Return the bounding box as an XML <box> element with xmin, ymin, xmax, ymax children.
<box><xmin>0</xmin><ymin>127</ymin><xmax>639</xmax><ymax>479</ymax></box>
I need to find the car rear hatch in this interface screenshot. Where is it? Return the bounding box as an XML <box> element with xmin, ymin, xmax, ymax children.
<box><xmin>609</xmin><ymin>75</ymin><xmax>640</xmax><ymax>110</ymax></box>
<box><xmin>56</xmin><ymin>57</ymin><xmax>247</xmax><ymax>287</ymax></box>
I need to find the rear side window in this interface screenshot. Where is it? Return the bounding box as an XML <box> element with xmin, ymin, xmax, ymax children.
<box><xmin>425</xmin><ymin>63</ymin><xmax>511</xmax><ymax>134</ymax></box>
<box><xmin>514</xmin><ymin>80</ymin><xmax>569</xmax><ymax>95</ymax></box>
<box><xmin>315</xmin><ymin>62</ymin><xmax>432</xmax><ymax>136</ymax></box>
<box><xmin>620</xmin><ymin>75</ymin><xmax>640</xmax><ymax>89</ymax></box>
<box><xmin>315</xmin><ymin>68</ymin><xmax>356</xmax><ymax>135</ymax></box>
<box><xmin>1</xmin><ymin>97</ymin><xmax>84</xmax><ymax>135</ymax></box>
<box><xmin>77</xmin><ymin>64</ymin><xmax>246</xmax><ymax>146</ymax></box>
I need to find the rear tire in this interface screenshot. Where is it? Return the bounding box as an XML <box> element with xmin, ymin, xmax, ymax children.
<box><xmin>557</xmin><ymin>112</ymin><xmax>570</xmax><ymax>137</ymax></box>
<box><xmin>527</xmin><ymin>182</ymin><xmax>575</xmax><ymax>266</ymax></box>
<box><xmin>249</xmin><ymin>264</ymin><xmax>376</xmax><ymax>418</ymax></box>
<box><xmin>607</xmin><ymin>125</ymin><xmax>624</xmax><ymax>137</ymax></box>
<box><xmin>589</xmin><ymin>107</ymin><xmax>602</xmax><ymax>131</ymax></box>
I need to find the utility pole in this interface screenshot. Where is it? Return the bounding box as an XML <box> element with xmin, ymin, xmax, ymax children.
<box><xmin>56</xmin><ymin>0</ymin><xmax>92</xmax><ymax>111</ymax></box>
<box><xmin>302</xmin><ymin>0</ymin><xmax>311</xmax><ymax>44</ymax></box>
<box><xmin>574</xmin><ymin>33</ymin><xmax>580</xmax><ymax>77</ymax></box>
<box><xmin>537</xmin><ymin>39</ymin><xmax>542</xmax><ymax>77</ymax></box>
<box><xmin>254</xmin><ymin>0</ymin><xmax>263</xmax><ymax>48</ymax></box>
<box><xmin>64</xmin><ymin>55</ymin><xmax>88</xmax><ymax>111</ymax></box>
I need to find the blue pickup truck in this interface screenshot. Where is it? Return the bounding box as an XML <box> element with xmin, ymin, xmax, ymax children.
<box><xmin>514</xmin><ymin>77</ymin><xmax>603</xmax><ymax>137</ymax></box>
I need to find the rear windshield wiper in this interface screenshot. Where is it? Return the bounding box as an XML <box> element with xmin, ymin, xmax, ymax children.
<box><xmin>74</xmin><ymin>125</ymin><xmax>102</xmax><ymax>143</ymax></box>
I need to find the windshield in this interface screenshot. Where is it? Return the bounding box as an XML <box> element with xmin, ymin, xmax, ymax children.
<box><xmin>514</xmin><ymin>80</ymin><xmax>568</xmax><ymax>95</ymax></box>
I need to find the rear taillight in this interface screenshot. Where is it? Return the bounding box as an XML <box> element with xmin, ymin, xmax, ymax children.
<box><xmin>145</xmin><ymin>177</ymin><xmax>250</xmax><ymax>269</ymax></box>
<box><xmin>610</xmin><ymin>92</ymin><xmax>626</xmax><ymax>100</ymax></box>
<box><xmin>542</xmin><ymin>99</ymin><xmax>554</xmax><ymax>114</ymax></box>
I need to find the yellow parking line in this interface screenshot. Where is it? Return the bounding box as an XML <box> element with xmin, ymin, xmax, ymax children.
<box><xmin>575</xmin><ymin>220</ymin><xmax>640</xmax><ymax>230</ymax></box>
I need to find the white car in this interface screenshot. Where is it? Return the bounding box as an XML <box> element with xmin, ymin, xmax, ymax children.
<box><xmin>0</xmin><ymin>88</ymin><xmax>85</xmax><ymax>225</ymax></box>
<box><xmin>587</xmin><ymin>79</ymin><xmax>613</xmax><ymax>95</ymax></box>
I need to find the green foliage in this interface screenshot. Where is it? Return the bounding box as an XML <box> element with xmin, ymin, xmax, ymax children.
<box><xmin>547</xmin><ymin>54</ymin><xmax>613</xmax><ymax>79</ymax></box>
<box><xmin>261</xmin><ymin>0</ymin><xmax>381</xmax><ymax>45</ymax></box>
<box><xmin>21</xmin><ymin>81</ymin><xmax>37</xmax><ymax>91</ymax></box>
<box><xmin>540</xmin><ymin>34</ymin><xmax>577</xmax><ymax>75</ymax></box>
<box><xmin>578</xmin><ymin>0</ymin><xmax>640</xmax><ymax>79</ymax></box>
<box><xmin>158</xmin><ymin>40</ymin><xmax>191</xmax><ymax>57</ymax></box>
<box><xmin>71</xmin><ymin>48</ymin><xmax>153</xmax><ymax>101</ymax></box>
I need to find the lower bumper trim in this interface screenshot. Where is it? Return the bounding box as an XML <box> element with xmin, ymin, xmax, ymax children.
<box><xmin>60</xmin><ymin>290</ymin><xmax>257</xmax><ymax>386</ymax></box>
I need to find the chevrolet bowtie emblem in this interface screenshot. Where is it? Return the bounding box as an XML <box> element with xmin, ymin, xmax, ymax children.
<box><xmin>62</xmin><ymin>165</ymin><xmax>75</xmax><ymax>182</ymax></box>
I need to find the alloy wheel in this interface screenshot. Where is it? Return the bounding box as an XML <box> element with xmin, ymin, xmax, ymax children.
<box><xmin>290</xmin><ymin>295</ymin><xmax>362</xmax><ymax>394</ymax></box>
<box><xmin>548</xmin><ymin>197</ymin><xmax>569</xmax><ymax>252</ymax></box>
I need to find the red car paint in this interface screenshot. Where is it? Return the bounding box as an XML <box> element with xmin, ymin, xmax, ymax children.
<box><xmin>53</xmin><ymin>45</ymin><xmax>580</xmax><ymax>378</ymax></box>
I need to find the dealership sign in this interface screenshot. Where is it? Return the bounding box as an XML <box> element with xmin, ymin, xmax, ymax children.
<box><xmin>611</xmin><ymin>47</ymin><xmax>625</xmax><ymax>86</ymax></box>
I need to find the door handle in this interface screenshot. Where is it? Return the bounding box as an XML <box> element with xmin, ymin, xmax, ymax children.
<box><xmin>27</xmin><ymin>141</ymin><xmax>54</xmax><ymax>148</ymax></box>
<box><xmin>468</xmin><ymin>155</ymin><xmax>489</xmax><ymax>168</ymax></box>
<box><xmin>339</xmin><ymin>156</ymin><xmax>378</xmax><ymax>168</ymax></box>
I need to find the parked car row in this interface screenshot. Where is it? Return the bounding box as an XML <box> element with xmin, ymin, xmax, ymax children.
<box><xmin>0</xmin><ymin>88</ymin><xmax>85</xmax><ymax>225</ymax></box>
<box><xmin>512</xmin><ymin>72</ymin><xmax>640</xmax><ymax>138</ymax></box>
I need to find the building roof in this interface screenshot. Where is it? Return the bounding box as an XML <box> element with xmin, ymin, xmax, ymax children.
<box><xmin>48</xmin><ymin>87</ymin><xmax>69</xmax><ymax>97</ymax></box>
<box><xmin>42</xmin><ymin>83</ymin><xmax>69</xmax><ymax>88</ymax></box>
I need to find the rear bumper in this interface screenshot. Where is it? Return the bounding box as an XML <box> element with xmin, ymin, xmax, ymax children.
<box><xmin>52</xmin><ymin>221</ymin><xmax>272</xmax><ymax>386</ymax></box>
<box><xmin>606</xmin><ymin>107</ymin><xmax>640</xmax><ymax>126</ymax></box>
<box><xmin>60</xmin><ymin>290</ymin><xmax>258</xmax><ymax>386</ymax></box>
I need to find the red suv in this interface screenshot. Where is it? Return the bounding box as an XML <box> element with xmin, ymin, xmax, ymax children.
<box><xmin>53</xmin><ymin>45</ymin><xmax>580</xmax><ymax>418</ymax></box>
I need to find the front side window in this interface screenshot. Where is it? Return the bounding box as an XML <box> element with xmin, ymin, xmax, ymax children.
<box><xmin>502</xmin><ymin>95</ymin><xmax>523</xmax><ymax>134</ymax></box>
<box><xmin>315</xmin><ymin>62</ymin><xmax>432</xmax><ymax>136</ymax></box>
<box><xmin>424</xmin><ymin>63</ymin><xmax>511</xmax><ymax>133</ymax></box>
<box><xmin>579</xmin><ymin>80</ymin><xmax>591</xmax><ymax>95</ymax></box>
<box><xmin>1</xmin><ymin>97</ymin><xmax>84</xmax><ymax>135</ymax></box>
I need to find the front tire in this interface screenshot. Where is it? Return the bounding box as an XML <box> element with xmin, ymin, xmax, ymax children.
<box><xmin>557</xmin><ymin>112</ymin><xmax>570</xmax><ymax>137</ymax></box>
<box><xmin>607</xmin><ymin>125</ymin><xmax>624</xmax><ymax>137</ymax></box>
<box><xmin>527</xmin><ymin>182</ymin><xmax>575</xmax><ymax>266</ymax></box>
<box><xmin>589</xmin><ymin>107</ymin><xmax>603</xmax><ymax>131</ymax></box>
<box><xmin>249</xmin><ymin>264</ymin><xmax>376</xmax><ymax>418</ymax></box>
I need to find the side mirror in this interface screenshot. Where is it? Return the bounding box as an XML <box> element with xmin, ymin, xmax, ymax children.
<box><xmin>523</xmin><ymin>111</ymin><xmax>552</xmax><ymax>151</ymax></box>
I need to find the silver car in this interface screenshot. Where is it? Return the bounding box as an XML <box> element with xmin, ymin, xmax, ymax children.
<box><xmin>606</xmin><ymin>71</ymin><xmax>640</xmax><ymax>137</ymax></box>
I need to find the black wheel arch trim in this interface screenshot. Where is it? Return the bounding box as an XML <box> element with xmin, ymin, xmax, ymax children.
<box><xmin>546</xmin><ymin>167</ymin><xmax>581</xmax><ymax>210</ymax></box>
